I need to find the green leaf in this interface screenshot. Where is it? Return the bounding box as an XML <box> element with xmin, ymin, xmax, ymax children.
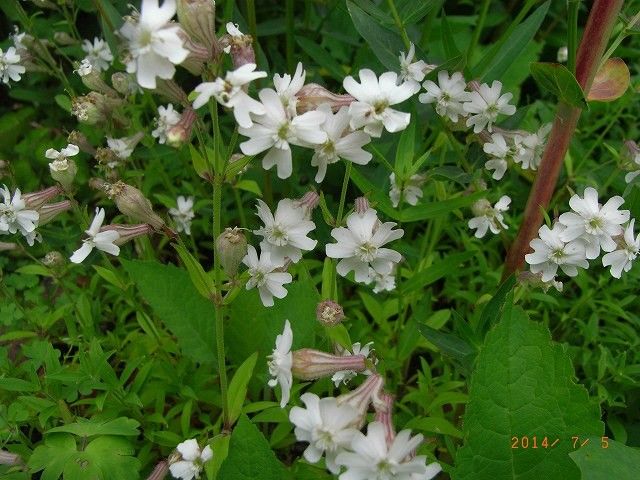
<box><xmin>427</xmin><ymin>166</ymin><xmax>473</xmax><ymax>186</ymax></box>
<box><xmin>122</xmin><ymin>260</ymin><xmax>216</xmax><ymax>365</ymax></box>
<box><xmin>441</xmin><ymin>12</ymin><xmax>462</xmax><ymax>60</ymax></box>
<box><xmin>402</xmin><ymin>251</ymin><xmax>477</xmax><ymax>293</ymax></box>
<box><xmin>173</xmin><ymin>244</ymin><xmax>216</xmax><ymax>300</ymax></box>
<box><xmin>473</xmin><ymin>275</ymin><xmax>516</xmax><ymax>337</ymax></box>
<box><xmin>28</xmin><ymin>433</ymin><xmax>77</xmax><ymax>480</ymax></box>
<box><xmin>218</xmin><ymin>415</ymin><xmax>286</xmax><ymax>480</ymax></box>
<box><xmin>227</xmin><ymin>353</ymin><xmax>258</xmax><ymax>425</ymax></box>
<box><xmin>587</xmin><ymin>57</ymin><xmax>630</xmax><ymax>102</ymax></box>
<box><xmin>0</xmin><ymin>377</ymin><xmax>39</xmax><ymax>392</ymax></box>
<box><xmin>346</xmin><ymin>1</ymin><xmax>406</xmax><ymax>71</ymax></box>
<box><xmin>54</xmin><ymin>95</ymin><xmax>71</xmax><ymax>113</ymax></box>
<box><xmin>454</xmin><ymin>306</ymin><xmax>603</xmax><ymax>480</ymax></box>
<box><xmin>47</xmin><ymin>417</ymin><xmax>140</xmax><ymax>437</ymax></box>
<box><xmin>92</xmin><ymin>265</ymin><xmax>127</xmax><ymax>290</ymax></box>
<box><xmin>189</xmin><ymin>144</ymin><xmax>213</xmax><ymax>181</ymax></box>
<box><xmin>234</xmin><ymin>179</ymin><xmax>262</xmax><ymax>196</ymax></box>
<box><xmin>418</xmin><ymin>325</ymin><xmax>476</xmax><ymax>366</ymax></box>
<box><xmin>477</xmin><ymin>1</ymin><xmax>550</xmax><ymax>82</ymax></box>
<box><xmin>395</xmin><ymin>120</ymin><xmax>415</xmax><ymax>177</ymax></box>
<box><xmin>530</xmin><ymin>62</ymin><xmax>587</xmax><ymax>108</ymax></box>
<box><xmin>569</xmin><ymin>436</ymin><xmax>640</xmax><ymax>479</ymax></box>
<box><xmin>295</xmin><ymin>36</ymin><xmax>345</xmax><ymax>81</ymax></box>
<box><xmin>405</xmin><ymin>416</ymin><xmax>463</xmax><ymax>438</ymax></box>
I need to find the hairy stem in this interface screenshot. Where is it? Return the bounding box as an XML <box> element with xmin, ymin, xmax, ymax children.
<box><xmin>503</xmin><ymin>0</ymin><xmax>624</xmax><ymax>278</ymax></box>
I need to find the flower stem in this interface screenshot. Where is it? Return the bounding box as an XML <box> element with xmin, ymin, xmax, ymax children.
<box><xmin>285</xmin><ymin>0</ymin><xmax>295</xmax><ymax>71</ymax></box>
<box><xmin>503</xmin><ymin>0</ymin><xmax>624</xmax><ymax>278</ymax></box>
<box><xmin>467</xmin><ymin>0</ymin><xmax>491</xmax><ymax>62</ymax></box>
<box><xmin>336</xmin><ymin>162</ymin><xmax>353</xmax><ymax>226</ymax></box>
<box><xmin>386</xmin><ymin>0</ymin><xmax>411</xmax><ymax>50</ymax></box>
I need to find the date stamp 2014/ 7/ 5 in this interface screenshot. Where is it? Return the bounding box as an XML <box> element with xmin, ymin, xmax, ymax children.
<box><xmin>511</xmin><ymin>436</ymin><xmax>610</xmax><ymax>449</ymax></box>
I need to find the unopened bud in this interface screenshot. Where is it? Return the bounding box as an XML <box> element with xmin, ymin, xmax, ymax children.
<box><xmin>374</xmin><ymin>393</ymin><xmax>396</xmax><ymax>445</ymax></box>
<box><xmin>49</xmin><ymin>158</ymin><xmax>78</xmax><ymax>191</ymax></box>
<box><xmin>176</xmin><ymin>0</ymin><xmax>219</xmax><ymax>57</ymax></box>
<box><xmin>316</xmin><ymin>300</ymin><xmax>345</xmax><ymax>326</ymax></box>
<box><xmin>39</xmin><ymin>200</ymin><xmax>72</xmax><ymax>225</ymax></box>
<box><xmin>153</xmin><ymin>78</ymin><xmax>189</xmax><ymax>105</ymax></box>
<box><xmin>111</xmin><ymin>72</ymin><xmax>139</xmax><ymax>96</ymax></box>
<box><xmin>291</xmin><ymin>348</ymin><xmax>366</xmax><ymax>381</ymax></box>
<box><xmin>337</xmin><ymin>373</ymin><xmax>385</xmax><ymax>428</ymax></box>
<box><xmin>100</xmin><ymin>223</ymin><xmax>154</xmax><ymax>246</ymax></box>
<box><xmin>42</xmin><ymin>251</ymin><xmax>64</xmax><ymax>267</ymax></box>
<box><xmin>167</xmin><ymin>108</ymin><xmax>197</xmax><ymax>147</ymax></box>
<box><xmin>0</xmin><ymin>450</ymin><xmax>23</xmax><ymax>466</ymax></box>
<box><xmin>22</xmin><ymin>185</ymin><xmax>62</xmax><ymax>209</ymax></box>
<box><xmin>297</xmin><ymin>191</ymin><xmax>320</xmax><ymax>219</ymax></box>
<box><xmin>53</xmin><ymin>31</ymin><xmax>77</xmax><ymax>45</ymax></box>
<box><xmin>179</xmin><ymin>34</ymin><xmax>210</xmax><ymax>75</ymax></box>
<box><xmin>146</xmin><ymin>460</ymin><xmax>170</xmax><ymax>480</ymax></box>
<box><xmin>471</xmin><ymin>198</ymin><xmax>492</xmax><ymax>217</ymax></box>
<box><xmin>296</xmin><ymin>83</ymin><xmax>355</xmax><ymax>113</ymax></box>
<box><xmin>215</xmin><ymin>227</ymin><xmax>248</xmax><ymax>277</ymax></box>
<box><xmin>68</xmin><ymin>130</ymin><xmax>96</xmax><ymax>155</ymax></box>
<box><xmin>354</xmin><ymin>197</ymin><xmax>370</xmax><ymax>215</ymax></box>
<box><xmin>108</xmin><ymin>181</ymin><xmax>165</xmax><ymax>231</ymax></box>
<box><xmin>622</xmin><ymin>140</ymin><xmax>640</xmax><ymax>163</ymax></box>
<box><xmin>76</xmin><ymin>61</ymin><xmax>118</xmax><ymax>96</ymax></box>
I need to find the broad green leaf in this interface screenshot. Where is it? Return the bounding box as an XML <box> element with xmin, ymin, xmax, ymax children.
<box><xmin>205</xmin><ymin>434</ymin><xmax>230</xmax><ymax>479</ymax></box>
<box><xmin>477</xmin><ymin>1</ymin><xmax>550</xmax><ymax>82</ymax></box>
<box><xmin>296</xmin><ymin>36</ymin><xmax>345</xmax><ymax>81</ymax></box>
<box><xmin>92</xmin><ymin>265</ymin><xmax>127</xmax><ymax>290</ymax></box>
<box><xmin>122</xmin><ymin>260</ymin><xmax>216</xmax><ymax>365</ymax></box>
<box><xmin>569</xmin><ymin>436</ymin><xmax>640</xmax><ymax>479</ymax></box>
<box><xmin>234</xmin><ymin>179</ymin><xmax>262</xmax><ymax>196</ymax></box>
<box><xmin>454</xmin><ymin>307</ymin><xmax>603</xmax><ymax>480</ymax></box>
<box><xmin>47</xmin><ymin>417</ymin><xmax>140</xmax><ymax>437</ymax></box>
<box><xmin>28</xmin><ymin>433</ymin><xmax>77</xmax><ymax>480</ymax></box>
<box><xmin>227</xmin><ymin>353</ymin><xmax>259</xmax><ymax>425</ymax></box>
<box><xmin>402</xmin><ymin>251</ymin><xmax>476</xmax><ymax>293</ymax></box>
<box><xmin>346</xmin><ymin>1</ymin><xmax>406</xmax><ymax>70</ymax></box>
<box><xmin>418</xmin><ymin>325</ymin><xmax>476</xmax><ymax>366</ymax></box>
<box><xmin>173</xmin><ymin>243</ymin><xmax>216</xmax><ymax>300</ymax></box>
<box><xmin>218</xmin><ymin>415</ymin><xmax>286</xmax><ymax>480</ymax></box>
<box><xmin>473</xmin><ymin>275</ymin><xmax>516</xmax><ymax>337</ymax></box>
<box><xmin>530</xmin><ymin>62</ymin><xmax>587</xmax><ymax>108</ymax></box>
<box><xmin>587</xmin><ymin>57</ymin><xmax>630</xmax><ymax>102</ymax></box>
<box><xmin>0</xmin><ymin>377</ymin><xmax>39</xmax><ymax>392</ymax></box>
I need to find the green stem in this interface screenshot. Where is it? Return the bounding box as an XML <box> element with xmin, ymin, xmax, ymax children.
<box><xmin>386</xmin><ymin>0</ymin><xmax>411</xmax><ymax>49</ymax></box>
<box><xmin>285</xmin><ymin>0</ymin><xmax>295</xmax><ymax>71</ymax></box>
<box><xmin>599</xmin><ymin>11</ymin><xmax>640</xmax><ymax>69</ymax></box>
<box><xmin>567</xmin><ymin>1</ymin><xmax>580</xmax><ymax>73</ymax></box>
<box><xmin>336</xmin><ymin>162</ymin><xmax>353</xmax><ymax>226</ymax></box>
<box><xmin>246</xmin><ymin>0</ymin><xmax>258</xmax><ymax>43</ymax></box>
<box><xmin>467</xmin><ymin>0</ymin><xmax>491</xmax><ymax>61</ymax></box>
<box><xmin>233</xmin><ymin>187</ymin><xmax>247</xmax><ymax>226</ymax></box>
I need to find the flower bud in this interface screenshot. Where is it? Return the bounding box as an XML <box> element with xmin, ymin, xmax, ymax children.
<box><xmin>107</xmin><ymin>181</ymin><xmax>165</xmax><ymax>231</ymax></box>
<box><xmin>68</xmin><ymin>130</ymin><xmax>96</xmax><ymax>155</ymax></box>
<box><xmin>295</xmin><ymin>83</ymin><xmax>355</xmax><ymax>113</ymax></box>
<box><xmin>296</xmin><ymin>191</ymin><xmax>320</xmax><ymax>219</ymax></box>
<box><xmin>22</xmin><ymin>186</ymin><xmax>62</xmax><ymax>209</ymax></box>
<box><xmin>38</xmin><ymin>200</ymin><xmax>72</xmax><ymax>225</ymax></box>
<box><xmin>179</xmin><ymin>34</ymin><xmax>210</xmax><ymax>75</ymax></box>
<box><xmin>374</xmin><ymin>393</ymin><xmax>396</xmax><ymax>445</ymax></box>
<box><xmin>153</xmin><ymin>78</ymin><xmax>189</xmax><ymax>105</ymax></box>
<box><xmin>42</xmin><ymin>251</ymin><xmax>64</xmax><ymax>267</ymax></box>
<box><xmin>176</xmin><ymin>0</ymin><xmax>219</xmax><ymax>58</ymax></box>
<box><xmin>76</xmin><ymin>61</ymin><xmax>118</xmax><ymax>96</ymax></box>
<box><xmin>354</xmin><ymin>197</ymin><xmax>370</xmax><ymax>215</ymax></box>
<box><xmin>53</xmin><ymin>31</ymin><xmax>77</xmax><ymax>45</ymax></box>
<box><xmin>215</xmin><ymin>227</ymin><xmax>248</xmax><ymax>277</ymax></box>
<box><xmin>0</xmin><ymin>242</ymin><xmax>17</xmax><ymax>252</ymax></box>
<box><xmin>167</xmin><ymin>108</ymin><xmax>197</xmax><ymax>147</ymax></box>
<box><xmin>220</xmin><ymin>26</ymin><xmax>256</xmax><ymax>68</ymax></box>
<box><xmin>316</xmin><ymin>300</ymin><xmax>345</xmax><ymax>326</ymax></box>
<box><xmin>111</xmin><ymin>72</ymin><xmax>139</xmax><ymax>95</ymax></box>
<box><xmin>146</xmin><ymin>460</ymin><xmax>169</xmax><ymax>480</ymax></box>
<box><xmin>71</xmin><ymin>92</ymin><xmax>123</xmax><ymax>126</ymax></box>
<box><xmin>0</xmin><ymin>450</ymin><xmax>23</xmax><ymax>466</ymax></box>
<box><xmin>291</xmin><ymin>348</ymin><xmax>366</xmax><ymax>381</ymax></box>
<box><xmin>622</xmin><ymin>140</ymin><xmax>640</xmax><ymax>165</ymax></box>
<box><xmin>471</xmin><ymin>198</ymin><xmax>492</xmax><ymax>217</ymax></box>
<box><xmin>337</xmin><ymin>373</ymin><xmax>385</xmax><ymax>428</ymax></box>
<box><xmin>100</xmin><ymin>223</ymin><xmax>154</xmax><ymax>246</ymax></box>
<box><xmin>49</xmin><ymin>158</ymin><xmax>78</xmax><ymax>191</ymax></box>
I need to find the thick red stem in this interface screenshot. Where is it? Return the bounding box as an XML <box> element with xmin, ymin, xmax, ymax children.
<box><xmin>503</xmin><ymin>0</ymin><xmax>624</xmax><ymax>278</ymax></box>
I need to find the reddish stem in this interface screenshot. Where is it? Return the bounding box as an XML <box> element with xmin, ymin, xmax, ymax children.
<box><xmin>503</xmin><ymin>0</ymin><xmax>624</xmax><ymax>278</ymax></box>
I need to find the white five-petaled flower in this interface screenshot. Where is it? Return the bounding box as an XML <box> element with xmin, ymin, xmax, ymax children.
<box><xmin>152</xmin><ymin>104</ymin><xmax>181</xmax><ymax>144</ymax></box>
<box><xmin>289</xmin><ymin>393</ymin><xmax>360</xmax><ymax>474</ymax></box>
<box><xmin>239</xmin><ymin>88</ymin><xmax>327</xmax><ymax>179</ymax></box>
<box><xmin>169</xmin><ymin>438</ymin><xmax>213</xmax><ymax>480</ymax></box>
<box><xmin>336</xmin><ymin>421</ymin><xmax>435</xmax><ymax>480</ymax></box>
<box><xmin>558</xmin><ymin>187</ymin><xmax>630</xmax><ymax>259</ymax></box>
<box><xmin>525</xmin><ymin>223</ymin><xmax>589</xmax><ymax>282</ymax></box>
<box><xmin>169</xmin><ymin>195</ymin><xmax>195</xmax><ymax>235</ymax></box>
<box><xmin>520</xmin><ymin>124</ymin><xmax>551</xmax><ymax>171</ymax></box>
<box><xmin>106</xmin><ymin>135</ymin><xmax>140</xmax><ymax>160</ymax></box>
<box><xmin>602</xmin><ymin>219</ymin><xmax>640</xmax><ymax>278</ymax></box>
<box><xmin>311</xmin><ymin>105</ymin><xmax>372</xmax><ymax>183</ymax></box>
<box><xmin>482</xmin><ymin>133</ymin><xmax>526</xmax><ymax>180</ymax></box>
<box><xmin>268</xmin><ymin>319</ymin><xmax>293</xmax><ymax>407</ymax></box>
<box><xmin>242</xmin><ymin>245</ymin><xmax>293</xmax><ymax>307</ymax></box>
<box><xmin>343</xmin><ymin>69</ymin><xmax>420</xmax><ymax>138</ymax></box>
<box><xmin>0</xmin><ymin>46</ymin><xmax>25</xmax><ymax>85</ymax></box>
<box><xmin>0</xmin><ymin>185</ymin><xmax>39</xmax><ymax>237</ymax></box>
<box><xmin>389</xmin><ymin>172</ymin><xmax>425</xmax><ymax>208</ymax></box>
<box><xmin>119</xmin><ymin>0</ymin><xmax>189</xmax><ymax>89</ymax></box>
<box><xmin>81</xmin><ymin>37</ymin><xmax>114</xmax><ymax>72</ymax></box>
<box><xmin>326</xmin><ymin>208</ymin><xmax>404</xmax><ymax>284</ymax></box>
<box><xmin>274</xmin><ymin>61</ymin><xmax>306</xmax><ymax>115</ymax></box>
<box><xmin>69</xmin><ymin>208</ymin><xmax>120</xmax><ymax>263</ymax></box>
<box><xmin>463</xmin><ymin>80</ymin><xmax>516</xmax><ymax>133</ymax></box>
<box><xmin>332</xmin><ymin>342</ymin><xmax>376</xmax><ymax>387</ymax></box>
<box><xmin>398</xmin><ymin>42</ymin><xmax>430</xmax><ymax>88</ymax></box>
<box><xmin>45</xmin><ymin>143</ymin><xmax>80</xmax><ymax>165</ymax></box>
<box><xmin>419</xmin><ymin>71</ymin><xmax>469</xmax><ymax>123</ymax></box>
<box><xmin>370</xmin><ymin>266</ymin><xmax>397</xmax><ymax>293</ymax></box>
<box><xmin>467</xmin><ymin>196</ymin><xmax>511</xmax><ymax>239</ymax></box>
<box><xmin>254</xmin><ymin>198</ymin><xmax>317</xmax><ymax>264</ymax></box>
<box><xmin>192</xmin><ymin>63</ymin><xmax>267</xmax><ymax>127</ymax></box>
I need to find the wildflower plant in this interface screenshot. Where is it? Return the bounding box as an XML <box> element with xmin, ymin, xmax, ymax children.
<box><xmin>1</xmin><ymin>1</ymin><xmax>640</xmax><ymax>480</ymax></box>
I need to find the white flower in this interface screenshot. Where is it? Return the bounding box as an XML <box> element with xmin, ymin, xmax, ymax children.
<box><xmin>326</xmin><ymin>208</ymin><xmax>404</xmax><ymax>284</ymax></box>
<box><xmin>268</xmin><ymin>319</ymin><xmax>293</xmax><ymax>407</ymax></box>
<box><xmin>274</xmin><ymin>62</ymin><xmax>305</xmax><ymax>115</ymax></box>
<box><xmin>192</xmin><ymin>63</ymin><xmax>267</xmax><ymax>127</ymax></box>
<box><xmin>332</xmin><ymin>342</ymin><xmax>375</xmax><ymax>387</ymax></box>
<box><xmin>0</xmin><ymin>185</ymin><xmax>39</xmax><ymax>237</ymax></box>
<box><xmin>370</xmin><ymin>266</ymin><xmax>397</xmax><ymax>293</ymax></box>
<box><xmin>389</xmin><ymin>172</ymin><xmax>425</xmax><ymax>207</ymax></box>
<box><xmin>482</xmin><ymin>133</ymin><xmax>526</xmax><ymax>180</ymax></box>
<box><xmin>45</xmin><ymin>144</ymin><xmax>79</xmax><ymax>162</ymax></box>
<box><xmin>525</xmin><ymin>223</ymin><xmax>589</xmax><ymax>282</ymax></box>
<box><xmin>418</xmin><ymin>71</ymin><xmax>468</xmax><ymax>123</ymax></box>
<box><xmin>463</xmin><ymin>80</ymin><xmax>516</xmax><ymax>133</ymax></box>
<box><xmin>11</xmin><ymin>27</ymin><xmax>28</xmax><ymax>52</ymax></box>
<box><xmin>152</xmin><ymin>104</ymin><xmax>181</xmax><ymax>144</ymax></box>
<box><xmin>520</xmin><ymin>124</ymin><xmax>551</xmax><ymax>170</ymax></box>
<box><xmin>398</xmin><ymin>42</ymin><xmax>430</xmax><ymax>88</ymax></box>
<box><xmin>558</xmin><ymin>187</ymin><xmax>630</xmax><ymax>259</ymax></box>
<box><xmin>254</xmin><ymin>198</ymin><xmax>317</xmax><ymax>264</ymax></box>
<box><xmin>289</xmin><ymin>393</ymin><xmax>360</xmax><ymax>474</ymax></box>
<box><xmin>602</xmin><ymin>219</ymin><xmax>640</xmax><ymax>278</ymax></box>
<box><xmin>69</xmin><ymin>208</ymin><xmax>120</xmax><ymax>263</ymax></box>
<box><xmin>226</xmin><ymin>22</ymin><xmax>243</xmax><ymax>38</ymax></box>
<box><xmin>557</xmin><ymin>46</ymin><xmax>568</xmax><ymax>63</ymax></box>
<box><xmin>106</xmin><ymin>135</ymin><xmax>139</xmax><ymax>159</ymax></box>
<box><xmin>311</xmin><ymin>105</ymin><xmax>372</xmax><ymax>183</ymax></box>
<box><xmin>336</xmin><ymin>422</ymin><xmax>431</xmax><ymax>480</ymax></box>
<box><xmin>169</xmin><ymin>438</ymin><xmax>213</xmax><ymax>480</ymax></box>
<box><xmin>75</xmin><ymin>58</ymin><xmax>94</xmax><ymax>77</ymax></box>
<box><xmin>120</xmin><ymin>0</ymin><xmax>189</xmax><ymax>89</ymax></box>
<box><xmin>81</xmin><ymin>37</ymin><xmax>113</xmax><ymax>72</ymax></box>
<box><xmin>169</xmin><ymin>196</ymin><xmax>195</xmax><ymax>235</ymax></box>
<box><xmin>0</xmin><ymin>47</ymin><xmax>25</xmax><ymax>85</ymax></box>
<box><xmin>239</xmin><ymin>88</ymin><xmax>327</xmax><ymax>179</ymax></box>
<box><xmin>624</xmin><ymin>151</ymin><xmax>640</xmax><ymax>184</ymax></box>
<box><xmin>467</xmin><ymin>196</ymin><xmax>510</xmax><ymax>239</ymax></box>
<box><xmin>343</xmin><ymin>69</ymin><xmax>420</xmax><ymax>137</ymax></box>
<box><xmin>242</xmin><ymin>245</ymin><xmax>293</xmax><ymax>307</ymax></box>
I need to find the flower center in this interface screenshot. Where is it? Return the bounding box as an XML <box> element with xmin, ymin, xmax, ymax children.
<box><xmin>373</xmin><ymin>100</ymin><xmax>389</xmax><ymax>115</ymax></box>
<box><xmin>137</xmin><ymin>28</ymin><xmax>153</xmax><ymax>50</ymax></box>
<box><xmin>550</xmin><ymin>247</ymin><xmax>566</xmax><ymax>264</ymax></box>
<box><xmin>266</xmin><ymin>225</ymin><xmax>289</xmax><ymax>247</ymax></box>
<box><xmin>586</xmin><ymin>216</ymin><xmax>603</xmax><ymax>234</ymax></box>
<box><xmin>356</xmin><ymin>242</ymin><xmax>378</xmax><ymax>262</ymax></box>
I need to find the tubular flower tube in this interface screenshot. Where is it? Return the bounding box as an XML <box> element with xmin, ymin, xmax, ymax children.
<box><xmin>291</xmin><ymin>348</ymin><xmax>367</xmax><ymax>381</ymax></box>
